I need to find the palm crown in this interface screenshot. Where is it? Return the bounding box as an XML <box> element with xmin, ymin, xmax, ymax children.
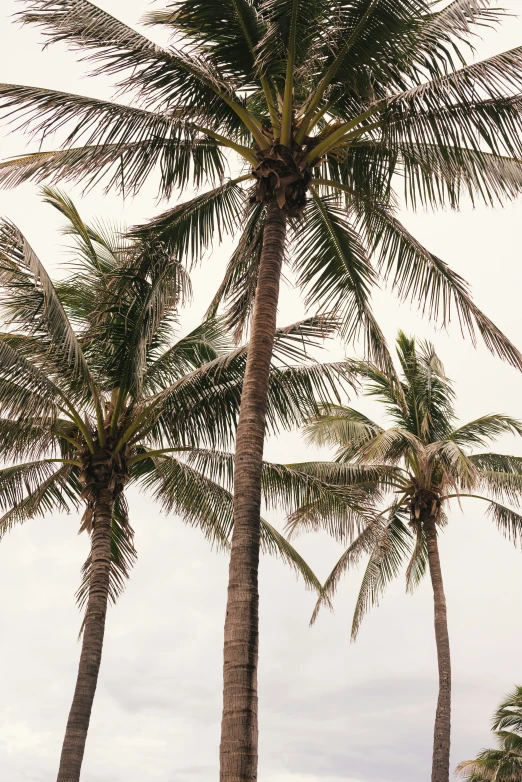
<box><xmin>293</xmin><ymin>333</ymin><xmax>522</xmax><ymax>634</ymax></box>
<box><xmin>0</xmin><ymin>1</ymin><xmax>521</xmax><ymax>363</ymax></box>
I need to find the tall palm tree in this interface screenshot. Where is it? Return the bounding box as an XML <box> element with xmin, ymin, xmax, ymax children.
<box><xmin>289</xmin><ymin>334</ymin><xmax>522</xmax><ymax>782</ymax></box>
<box><xmin>0</xmin><ymin>187</ymin><xmax>365</xmax><ymax>782</ymax></box>
<box><xmin>2</xmin><ymin>4</ymin><xmax>522</xmax><ymax>779</ymax></box>
<box><xmin>456</xmin><ymin>687</ymin><xmax>522</xmax><ymax>781</ymax></box>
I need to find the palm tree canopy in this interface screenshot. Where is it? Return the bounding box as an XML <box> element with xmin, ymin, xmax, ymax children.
<box><xmin>0</xmin><ymin>187</ymin><xmax>366</xmax><ymax>602</ymax></box>
<box><xmin>288</xmin><ymin>332</ymin><xmax>522</xmax><ymax>635</ymax></box>
<box><xmin>0</xmin><ymin>1</ymin><xmax>522</xmax><ymax>367</ymax></box>
<box><xmin>457</xmin><ymin>687</ymin><xmax>522</xmax><ymax>782</ymax></box>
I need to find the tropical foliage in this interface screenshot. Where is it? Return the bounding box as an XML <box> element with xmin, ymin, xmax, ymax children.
<box><xmin>0</xmin><ymin>0</ymin><xmax>520</xmax><ymax>362</ymax></box>
<box><xmin>3</xmin><ymin>3</ymin><xmax>522</xmax><ymax>781</ymax></box>
<box><xmin>288</xmin><ymin>333</ymin><xmax>522</xmax><ymax>782</ymax></box>
<box><xmin>0</xmin><ymin>188</ymin><xmax>364</xmax><ymax>781</ymax></box>
<box><xmin>456</xmin><ymin>686</ymin><xmax>522</xmax><ymax>781</ymax></box>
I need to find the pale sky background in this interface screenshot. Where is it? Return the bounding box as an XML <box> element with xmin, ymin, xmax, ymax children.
<box><xmin>1</xmin><ymin>2</ymin><xmax>522</xmax><ymax>781</ymax></box>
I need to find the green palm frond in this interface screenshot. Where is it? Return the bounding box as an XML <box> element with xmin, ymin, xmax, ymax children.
<box><xmin>451</xmin><ymin>415</ymin><xmax>522</xmax><ymax>448</ymax></box>
<box><xmin>0</xmin><ymin>220</ymin><xmax>100</xmax><ymax>405</ymax></box>
<box><xmin>0</xmin><ymin>416</ymin><xmax>77</xmax><ymax>461</ymax></box>
<box><xmin>486</xmin><ymin>501</ymin><xmax>522</xmax><ymax>547</ymax></box>
<box><xmin>259</xmin><ymin>519</ymin><xmax>323</xmax><ymax>593</ymax></box>
<box><xmin>293</xmin><ymin>190</ymin><xmax>396</xmax><ymax>378</ymax></box>
<box><xmin>303</xmin><ymin>404</ymin><xmax>384</xmax><ymax>459</ymax></box>
<box><xmin>131</xmin><ymin>178</ymin><xmax>251</xmax><ymax>268</ymax></box>
<box><xmin>142</xmin><ymin>318</ymin><xmax>232</xmax><ymax>393</ymax></box>
<box><xmin>309</xmin><ymin>518</ymin><xmax>384</xmax><ymax>625</ymax></box>
<box><xmin>206</xmin><ymin>201</ymin><xmax>265</xmax><ymax>341</ymax></box>
<box><xmin>134</xmin><ymin>451</ymin><xmax>322</xmax><ymax>590</ymax></box>
<box><xmin>0</xmin><ymin>338</ymin><xmax>66</xmax><ymax>421</ymax></box>
<box><xmin>0</xmin><ymin>459</ymin><xmax>79</xmax><ymax>515</ymax></box>
<box><xmin>17</xmin><ymin>0</ymin><xmax>247</xmax><ymax>130</ymax></box>
<box><xmin>405</xmin><ymin>521</ymin><xmax>428</xmax><ymax>593</ymax></box>
<box><xmin>0</xmin><ymin>463</ymin><xmax>81</xmax><ymax>538</ymax></box>
<box><xmin>144</xmin><ymin>0</ymin><xmax>267</xmax><ymax>83</ymax></box>
<box><xmin>351</xmin><ymin>505</ymin><xmax>413</xmax><ymax>640</ymax></box>
<box><xmin>349</xmin><ymin>196</ymin><xmax>522</xmax><ymax>371</ymax></box>
<box><xmin>76</xmin><ymin>494</ymin><xmax>136</xmax><ymax>610</ymax></box>
<box><xmin>493</xmin><ymin>686</ymin><xmax>522</xmax><ymax>733</ymax></box>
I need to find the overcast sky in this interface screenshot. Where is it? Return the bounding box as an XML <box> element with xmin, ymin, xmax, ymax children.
<box><xmin>1</xmin><ymin>2</ymin><xmax>522</xmax><ymax>781</ymax></box>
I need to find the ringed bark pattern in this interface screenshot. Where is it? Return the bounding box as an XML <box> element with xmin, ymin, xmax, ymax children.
<box><xmin>425</xmin><ymin>517</ymin><xmax>452</xmax><ymax>782</ymax></box>
<box><xmin>56</xmin><ymin>486</ymin><xmax>115</xmax><ymax>782</ymax></box>
<box><xmin>220</xmin><ymin>198</ymin><xmax>287</xmax><ymax>782</ymax></box>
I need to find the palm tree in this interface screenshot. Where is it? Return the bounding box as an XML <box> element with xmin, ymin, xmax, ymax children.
<box><xmin>2</xmin><ymin>4</ymin><xmax>522</xmax><ymax>779</ymax></box>
<box><xmin>456</xmin><ymin>732</ymin><xmax>522</xmax><ymax>781</ymax></box>
<box><xmin>289</xmin><ymin>334</ymin><xmax>522</xmax><ymax>782</ymax></box>
<box><xmin>456</xmin><ymin>686</ymin><xmax>522</xmax><ymax>781</ymax></box>
<box><xmin>0</xmin><ymin>188</ymin><xmax>365</xmax><ymax>782</ymax></box>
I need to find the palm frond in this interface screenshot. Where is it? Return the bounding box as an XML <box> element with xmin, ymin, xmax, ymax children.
<box><xmin>206</xmin><ymin>200</ymin><xmax>265</xmax><ymax>341</ymax></box>
<box><xmin>405</xmin><ymin>521</ymin><xmax>427</xmax><ymax>593</ymax></box>
<box><xmin>0</xmin><ymin>220</ymin><xmax>97</xmax><ymax>401</ymax></box>
<box><xmin>0</xmin><ymin>338</ymin><xmax>64</xmax><ymax>421</ymax></box>
<box><xmin>144</xmin><ymin>0</ymin><xmax>267</xmax><ymax>82</ymax></box>
<box><xmin>0</xmin><ymin>463</ymin><xmax>81</xmax><ymax>538</ymax></box>
<box><xmin>486</xmin><ymin>501</ymin><xmax>522</xmax><ymax>547</ymax></box>
<box><xmin>143</xmin><ymin>318</ymin><xmax>232</xmax><ymax>393</ymax></box>
<box><xmin>493</xmin><ymin>685</ymin><xmax>522</xmax><ymax>733</ymax></box>
<box><xmin>18</xmin><ymin>0</ymin><xmax>245</xmax><ymax>129</ymax></box>
<box><xmin>309</xmin><ymin>517</ymin><xmax>386</xmax><ymax>626</ymax></box>
<box><xmin>451</xmin><ymin>415</ymin><xmax>522</xmax><ymax>448</ymax></box>
<box><xmin>351</xmin><ymin>505</ymin><xmax>413</xmax><ymax>640</ymax></box>
<box><xmin>303</xmin><ymin>404</ymin><xmax>384</xmax><ymax>460</ymax></box>
<box><xmin>351</xmin><ymin>197</ymin><xmax>522</xmax><ymax>371</ymax></box>
<box><xmin>76</xmin><ymin>494</ymin><xmax>136</xmax><ymax>609</ymax></box>
<box><xmin>130</xmin><ymin>178</ymin><xmax>250</xmax><ymax>268</ymax></box>
<box><xmin>293</xmin><ymin>191</ymin><xmax>395</xmax><ymax>380</ymax></box>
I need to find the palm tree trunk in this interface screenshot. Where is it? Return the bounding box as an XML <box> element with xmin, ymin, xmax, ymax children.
<box><xmin>56</xmin><ymin>487</ymin><xmax>114</xmax><ymax>782</ymax></box>
<box><xmin>220</xmin><ymin>197</ymin><xmax>287</xmax><ymax>782</ymax></box>
<box><xmin>425</xmin><ymin>517</ymin><xmax>451</xmax><ymax>782</ymax></box>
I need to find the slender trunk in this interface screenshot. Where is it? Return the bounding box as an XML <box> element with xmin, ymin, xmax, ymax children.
<box><xmin>56</xmin><ymin>487</ymin><xmax>114</xmax><ymax>782</ymax></box>
<box><xmin>425</xmin><ymin>517</ymin><xmax>451</xmax><ymax>782</ymax></box>
<box><xmin>219</xmin><ymin>198</ymin><xmax>287</xmax><ymax>782</ymax></box>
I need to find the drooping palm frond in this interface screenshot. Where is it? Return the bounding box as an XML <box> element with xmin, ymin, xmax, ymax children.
<box><xmin>0</xmin><ymin>220</ymin><xmax>99</xmax><ymax>404</ymax></box>
<box><xmin>134</xmin><ymin>452</ymin><xmax>323</xmax><ymax>591</ymax></box>
<box><xmin>309</xmin><ymin>518</ymin><xmax>385</xmax><ymax>625</ymax></box>
<box><xmin>293</xmin><ymin>190</ymin><xmax>396</xmax><ymax>378</ymax></box>
<box><xmin>493</xmin><ymin>686</ymin><xmax>522</xmax><ymax>734</ymax></box>
<box><xmin>486</xmin><ymin>501</ymin><xmax>522</xmax><ymax>547</ymax></box>
<box><xmin>350</xmin><ymin>505</ymin><xmax>413</xmax><ymax>639</ymax></box>
<box><xmin>451</xmin><ymin>415</ymin><xmax>522</xmax><ymax>448</ymax></box>
<box><xmin>303</xmin><ymin>404</ymin><xmax>384</xmax><ymax>460</ymax></box>
<box><xmin>347</xmin><ymin>194</ymin><xmax>522</xmax><ymax>371</ymax></box>
<box><xmin>0</xmin><ymin>462</ymin><xmax>81</xmax><ymax>538</ymax></box>
<box><xmin>206</xmin><ymin>201</ymin><xmax>266</xmax><ymax>341</ymax></box>
<box><xmin>76</xmin><ymin>494</ymin><xmax>136</xmax><ymax>610</ymax></box>
<box><xmin>131</xmin><ymin>178</ymin><xmax>251</xmax><ymax>268</ymax></box>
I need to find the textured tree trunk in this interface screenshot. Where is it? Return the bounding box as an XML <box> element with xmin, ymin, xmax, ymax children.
<box><xmin>219</xmin><ymin>198</ymin><xmax>287</xmax><ymax>782</ymax></box>
<box><xmin>56</xmin><ymin>487</ymin><xmax>114</xmax><ymax>782</ymax></box>
<box><xmin>425</xmin><ymin>517</ymin><xmax>451</xmax><ymax>782</ymax></box>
